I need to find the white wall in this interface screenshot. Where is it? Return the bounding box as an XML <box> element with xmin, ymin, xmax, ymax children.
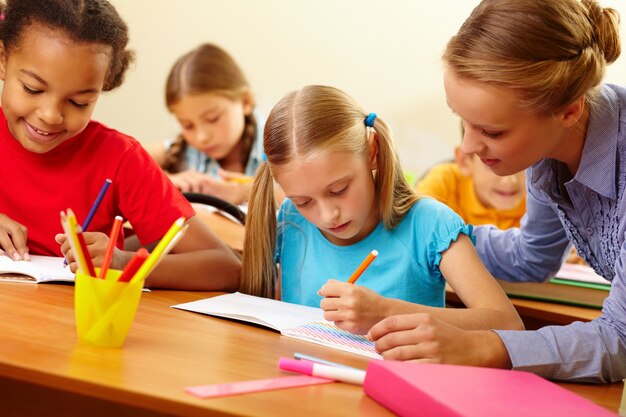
<box><xmin>98</xmin><ymin>0</ymin><xmax>626</xmax><ymax>177</ymax></box>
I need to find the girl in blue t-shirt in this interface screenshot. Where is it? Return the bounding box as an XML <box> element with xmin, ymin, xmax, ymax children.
<box><xmin>148</xmin><ymin>43</ymin><xmax>264</xmax><ymax>205</ymax></box>
<box><xmin>240</xmin><ymin>85</ymin><xmax>522</xmax><ymax>335</ymax></box>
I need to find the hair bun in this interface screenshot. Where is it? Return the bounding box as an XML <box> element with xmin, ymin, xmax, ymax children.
<box><xmin>582</xmin><ymin>0</ymin><xmax>621</xmax><ymax>64</ymax></box>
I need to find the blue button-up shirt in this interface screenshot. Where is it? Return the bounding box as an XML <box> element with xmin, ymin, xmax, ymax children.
<box><xmin>474</xmin><ymin>84</ymin><xmax>626</xmax><ymax>383</ymax></box>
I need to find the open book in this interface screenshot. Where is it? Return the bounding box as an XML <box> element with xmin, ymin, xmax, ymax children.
<box><xmin>172</xmin><ymin>292</ymin><xmax>381</xmax><ymax>359</ymax></box>
<box><xmin>0</xmin><ymin>255</ymin><xmax>75</xmax><ymax>283</ymax></box>
<box><xmin>555</xmin><ymin>263</ymin><xmax>611</xmax><ymax>285</ymax></box>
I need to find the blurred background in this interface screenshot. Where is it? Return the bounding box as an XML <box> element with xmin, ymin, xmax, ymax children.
<box><xmin>100</xmin><ymin>0</ymin><xmax>626</xmax><ymax>177</ymax></box>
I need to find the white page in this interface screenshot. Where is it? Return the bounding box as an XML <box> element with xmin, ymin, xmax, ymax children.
<box><xmin>556</xmin><ymin>263</ymin><xmax>611</xmax><ymax>285</ymax></box>
<box><xmin>172</xmin><ymin>292</ymin><xmax>324</xmax><ymax>331</ymax></box>
<box><xmin>0</xmin><ymin>255</ymin><xmax>74</xmax><ymax>282</ymax></box>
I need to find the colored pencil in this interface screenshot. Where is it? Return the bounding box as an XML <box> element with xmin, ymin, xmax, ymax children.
<box><xmin>228</xmin><ymin>177</ymin><xmax>253</xmax><ymax>184</ymax></box>
<box><xmin>83</xmin><ymin>178</ymin><xmax>112</xmax><ymax>231</ymax></box>
<box><xmin>98</xmin><ymin>215</ymin><xmax>123</xmax><ymax>279</ymax></box>
<box><xmin>64</xmin><ymin>209</ymin><xmax>90</xmax><ymax>274</ymax></box>
<box><xmin>293</xmin><ymin>352</ymin><xmax>363</xmax><ymax>371</ymax></box>
<box><xmin>63</xmin><ymin>178</ymin><xmax>112</xmax><ymax>266</ymax></box>
<box><xmin>75</xmin><ymin>225</ymin><xmax>96</xmax><ymax>277</ymax></box>
<box><xmin>347</xmin><ymin>250</ymin><xmax>378</xmax><ymax>284</ymax></box>
<box><xmin>117</xmin><ymin>248</ymin><xmax>149</xmax><ymax>282</ymax></box>
<box><xmin>130</xmin><ymin>217</ymin><xmax>186</xmax><ymax>284</ymax></box>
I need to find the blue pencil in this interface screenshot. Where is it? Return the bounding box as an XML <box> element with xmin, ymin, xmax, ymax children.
<box><xmin>82</xmin><ymin>178</ymin><xmax>112</xmax><ymax>231</ymax></box>
<box><xmin>63</xmin><ymin>178</ymin><xmax>111</xmax><ymax>266</ymax></box>
<box><xmin>293</xmin><ymin>352</ymin><xmax>363</xmax><ymax>371</ymax></box>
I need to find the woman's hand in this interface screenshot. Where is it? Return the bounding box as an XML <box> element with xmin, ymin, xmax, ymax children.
<box><xmin>0</xmin><ymin>213</ymin><xmax>30</xmax><ymax>261</ymax></box>
<box><xmin>368</xmin><ymin>313</ymin><xmax>512</xmax><ymax>368</ymax></box>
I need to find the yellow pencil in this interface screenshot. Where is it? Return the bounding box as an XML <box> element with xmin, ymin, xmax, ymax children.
<box><xmin>130</xmin><ymin>217</ymin><xmax>186</xmax><ymax>283</ymax></box>
<box><xmin>228</xmin><ymin>176</ymin><xmax>253</xmax><ymax>184</ymax></box>
<box><xmin>63</xmin><ymin>209</ymin><xmax>91</xmax><ymax>274</ymax></box>
<box><xmin>347</xmin><ymin>250</ymin><xmax>378</xmax><ymax>284</ymax></box>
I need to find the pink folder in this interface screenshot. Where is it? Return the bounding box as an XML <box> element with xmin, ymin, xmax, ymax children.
<box><xmin>364</xmin><ymin>361</ymin><xmax>617</xmax><ymax>417</ymax></box>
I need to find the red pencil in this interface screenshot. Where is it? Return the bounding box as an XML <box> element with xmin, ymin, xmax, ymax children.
<box><xmin>99</xmin><ymin>216</ymin><xmax>123</xmax><ymax>279</ymax></box>
<box><xmin>117</xmin><ymin>248</ymin><xmax>149</xmax><ymax>282</ymax></box>
<box><xmin>75</xmin><ymin>225</ymin><xmax>96</xmax><ymax>277</ymax></box>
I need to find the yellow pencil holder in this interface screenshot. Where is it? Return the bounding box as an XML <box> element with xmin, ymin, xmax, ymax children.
<box><xmin>74</xmin><ymin>268</ymin><xmax>144</xmax><ymax>348</ymax></box>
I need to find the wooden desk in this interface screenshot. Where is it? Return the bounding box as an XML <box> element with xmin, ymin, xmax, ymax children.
<box><xmin>0</xmin><ymin>283</ymin><xmax>622</xmax><ymax>416</ymax></box>
<box><xmin>0</xmin><ymin>283</ymin><xmax>388</xmax><ymax>417</ymax></box>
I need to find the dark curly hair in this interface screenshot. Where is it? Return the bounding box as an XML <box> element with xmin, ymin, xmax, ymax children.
<box><xmin>0</xmin><ymin>0</ymin><xmax>135</xmax><ymax>91</ymax></box>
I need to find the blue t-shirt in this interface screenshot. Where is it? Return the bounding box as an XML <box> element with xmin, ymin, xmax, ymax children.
<box><xmin>276</xmin><ymin>197</ymin><xmax>474</xmax><ymax>308</ymax></box>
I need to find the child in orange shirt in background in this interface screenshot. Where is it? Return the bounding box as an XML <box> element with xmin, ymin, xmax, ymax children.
<box><xmin>416</xmin><ymin>125</ymin><xmax>526</xmax><ymax>229</ymax></box>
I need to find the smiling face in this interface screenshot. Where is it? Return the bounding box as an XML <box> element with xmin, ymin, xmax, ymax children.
<box><xmin>0</xmin><ymin>23</ymin><xmax>111</xmax><ymax>153</ymax></box>
<box><xmin>169</xmin><ymin>92</ymin><xmax>252</xmax><ymax>162</ymax></box>
<box><xmin>443</xmin><ymin>68</ymin><xmax>581</xmax><ymax>176</ymax></box>
<box><xmin>272</xmin><ymin>148</ymin><xmax>379</xmax><ymax>246</ymax></box>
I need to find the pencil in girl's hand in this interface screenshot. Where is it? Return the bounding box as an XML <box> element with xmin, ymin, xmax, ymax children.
<box><xmin>227</xmin><ymin>176</ymin><xmax>254</xmax><ymax>184</ymax></box>
<box><xmin>83</xmin><ymin>178</ymin><xmax>112</xmax><ymax>231</ymax></box>
<box><xmin>63</xmin><ymin>178</ymin><xmax>112</xmax><ymax>266</ymax></box>
<box><xmin>60</xmin><ymin>211</ymin><xmax>76</xmax><ymax>269</ymax></box>
<box><xmin>98</xmin><ymin>215</ymin><xmax>123</xmax><ymax>279</ymax></box>
<box><xmin>347</xmin><ymin>250</ymin><xmax>378</xmax><ymax>284</ymax></box>
<box><xmin>64</xmin><ymin>209</ymin><xmax>90</xmax><ymax>274</ymax></box>
<box><xmin>117</xmin><ymin>248</ymin><xmax>149</xmax><ymax>282</ymax></box>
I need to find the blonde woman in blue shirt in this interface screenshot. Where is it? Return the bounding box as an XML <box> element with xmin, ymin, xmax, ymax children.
<box><xmin>240</xmin><ymin>85</ymin><xmax>522</xmax><ymax>335</ymax></box>
<box><xmin>369</xmin><ymin>0</ymin><xmax>625</xmax><ymax>383</ymax></box>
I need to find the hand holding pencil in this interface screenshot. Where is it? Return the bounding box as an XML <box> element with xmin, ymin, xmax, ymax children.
<box><xmin>61</xmin><ymin>178</ymin><xmax>111</xmax><ymax>267</ymax></box>
<box><xmin>58</xmin><ymin>212</ymin><xmax>186</xmax><ymax>284</ymax></box>
<box><xmin>169</xmin><ymin>169</ymin><xmax>251</xmax><ymax>205</ymax></box>
<box><xmin>317</xmin><ymin>250</ymin><xmax>382</xmax><ymax>335</ymax></box>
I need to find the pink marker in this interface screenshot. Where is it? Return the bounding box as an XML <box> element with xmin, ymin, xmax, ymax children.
<box><xmin>278</xmin><ymin>357</ymin><xmax>366</xmax><ymax>385</ymax></box>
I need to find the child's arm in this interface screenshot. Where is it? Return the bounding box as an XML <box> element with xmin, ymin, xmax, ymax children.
<box><xmin>422</xmin><ymin>234</ymin><xmax>524</xmax><ymax>330</ymax></box>
<box><xmin>319</xmin><ymin>234</ymin><xmax>523</xmax><ymax>334</ymax></box>
<box><xmin>0</xmin><ymin>214</ymin><xmax>30</xmax><ymax>261</ymax></box>
<box><xmin>140</xmin><ymin>216</ymin><xmax>241</xmax><ymax>290</ymax></box>
<box><xmin>57</xmin><ymin>217</ymin><xmax>241</xmax><ymax>291</ymax></box>
<box><xmin>168</xmin><ymin>170</ymin><xmax>222</xmax><ymax>195</ymax></box>
<box><xmin>145</xmin><ymin>142</ymin><xmax>225</xmax><ymax>196</ymax></box>
<box><xmin>220</xmin><ymin>169</ymin><xmax>286</xmax><ymax>205</ymax></box>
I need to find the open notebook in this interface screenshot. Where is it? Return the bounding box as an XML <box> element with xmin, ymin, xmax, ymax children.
<box><xmin>0</xmin><ymin>255</ymin><xmax>74</xmax><ymax>283</ymax></box>
<box><xmin>172</xmin><ymin>292</ymin><xmax>381</xmax><ymax>359</ymax></box>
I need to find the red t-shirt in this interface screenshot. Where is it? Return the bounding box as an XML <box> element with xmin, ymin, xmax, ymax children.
<box><xmin>0</xmin><ymin>109</ymin><xmax>194</xmax><ymax>256</ymax></box>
